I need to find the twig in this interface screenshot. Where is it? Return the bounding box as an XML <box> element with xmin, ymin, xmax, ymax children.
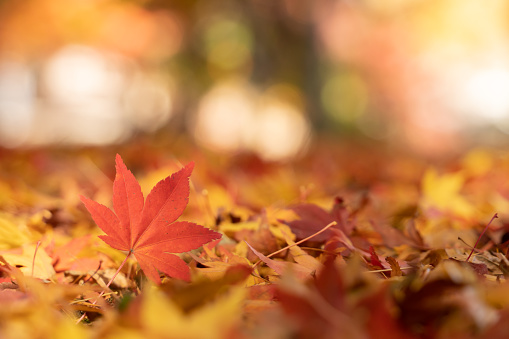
<box><xmin>76</xmin><ymin>252</ymin><xmax>131</xmax><ymax>324</ymax></box>
<box><xmin>367</xmin><ymin>267</ymin><xmax>413</xmax><ymax>273</ymax></box>
<box><xmin>253</xmin><ymin>221</ymin><xmax>337</xmax><ymax>269</ymax></box>
<box><xmin>70</xmin><ymin>292</ymin><xmax>117</xmax><ymax>304</ymax></box>
<box><xmin>82</xmin><ymin>260</ymin><xmax>103</xmax><ymax>284</ymax></box>
<box><xmin>466</xmin><ymin>213</ymin><xmax>498</xmax><ymax>262</ymax></box>
<box><xmin>31</xmin><ymin>241</ymin><xmax>41</xmax><ymax>277</ymax></box>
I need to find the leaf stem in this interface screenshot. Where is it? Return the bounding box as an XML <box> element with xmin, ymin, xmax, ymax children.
<box><xmin>70</xmin><ymin>292</ymin><xmax>117</xmax><ymax>304</ymax></box>
<box><xmin>367</xmin><ymin>266</ymin><xmax>413</xmax><ymax>273</ymax></box>
<box><xmin>76</xmin><ymin>252</ymin><xmax>131</xmax><ymax>324</ymax></box>
<box><xmin>253</xmin><ymin>221</ymin><xmax>337</xmax><ymax>269</ymax></box>
<box><xmin>82</xmin><ymin>260</ymin><xmax>103</xmax><ymax>284</ymax></box>
<box><xmin>31</xmin><ymin>240</ymin><xmax>41</xmax><ymax>277</ymax></box>
<box><xmin>466</xmin><ymin>213</ymin><xmax>498</xmax><ymax>262</ymax></box>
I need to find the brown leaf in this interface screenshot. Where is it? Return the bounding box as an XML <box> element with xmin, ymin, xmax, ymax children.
<box><xmin>282</xmin><ymin>198</ymin><xmax>354</xmax><ymax>242</ymax></box>
<box><xmin>385</xmin><ymin>256</ymin><xmax>402</xmax><ymax>277</ymax></box>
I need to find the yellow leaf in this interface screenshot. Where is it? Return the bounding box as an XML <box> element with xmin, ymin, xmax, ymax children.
<box><xmin>194</xmin><ymin>261</ymin><xmax>233</xmax><ymax>280</ymax></box>
<box><xmin>52</xmin><ymin>318</ymin><xmax>88</xmax><ymax>339</ymax></box>
<box><xmin>27</xmin><ymin>209</ymin><xmax>52</xmax><ymax>232</ymax></box>
<box><xmin>2</xmin><ymin>245</ymin><xmax>56</xmax><ymax>280</ymax></box>
<box><xmin>193</xmin><ymin>253</ymin><xmax>261</xmax><ymax>286</ymax></box>
<box><xmin>233</xmin><ymin>240</ymin><xmax>249</xmax><ymax>257</ymax></box>
<box><xmin>220</xmin><ymin>220</ymin><xmax>295</xmax><ymax>242</ymax></box>
<box><xmin>0</xmin><ymin>214</ymin><xmax>31</xmax><ymax>250</ymax></box>
<box><xmin>281</xmin><ymin>228</ymin><xmax>323</xmax><ymax>272</ymax></box>
<box><xmin>421</xmin><ymin>168</ymin><xmax>477</xmax><ymax>219</ymax></box>
<box><xmin>141</xmin><ymin>284</ymin><xmax>245</xmax><ymax>339</ymax></box>
<box><xmin>264</xmin><ymin>206</ymin><xmax>299</xmax><ymax>225</ymax></box>
<box><xmin>220</xmin><ymin>221</ymin><xmax>260</xmax><ymax>235</ymax></box>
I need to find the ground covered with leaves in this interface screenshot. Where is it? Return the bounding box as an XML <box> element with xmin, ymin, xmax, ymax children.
<box><xmin>2</xmin><ymin>139</ymin><xmax>509</xmax><ymax>339</ymax></box>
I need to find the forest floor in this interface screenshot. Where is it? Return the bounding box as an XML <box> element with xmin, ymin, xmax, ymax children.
<box><xmin>1</xmin><ymin>137</ymin><xmax>508</xmax><ymax>338</ymax></box>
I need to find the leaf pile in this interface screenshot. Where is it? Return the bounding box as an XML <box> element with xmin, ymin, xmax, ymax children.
<box><xmin>1</xmin><ymin>143</ymin><xmax>509</xmax><ymax>338</ymax></box>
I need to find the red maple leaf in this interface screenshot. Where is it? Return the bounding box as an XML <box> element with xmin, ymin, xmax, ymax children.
<box><xmin>80</xmin><ymin>154</ymin><xmax>221</xmax><ymax>284</ymax></box>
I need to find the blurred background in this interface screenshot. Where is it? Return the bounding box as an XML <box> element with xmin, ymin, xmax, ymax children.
<box><xmin>0</xmin><ymin>0</ymin><xmax>508</xmax><ymax>160</ymax></box>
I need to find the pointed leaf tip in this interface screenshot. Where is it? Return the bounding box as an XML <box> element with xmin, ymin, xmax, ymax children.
<box><xmin>81</xmin><ymin>155</ymin><xmax>209</xmax><ymax>284</ymax></box>
<box><xmin>80</xmin><ymin>194</ymin><xmax>130</xmax><ymax>251</ymax></box>
<box><xmin>136</xmin><ymin>162</ymin><xmax>196</xmax><ymax>245</ymax></box>
<box><xmin>113</xmin><ymin>153</ymin><xmax>144</xmax><ymax>247</ymax></box>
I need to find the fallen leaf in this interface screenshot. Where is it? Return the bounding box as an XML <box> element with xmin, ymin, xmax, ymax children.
<box><xmin>276</xmin><ymin>258</ymin><xmax>364</xmax><ymax>339</ymax></box>
<box><xmin>51</xmin><ymin>236</ymin><xmax>96</xmax><ymax>272</ymax></box>
<box><xmin>369</xmin><ymin>246</ymin><xmax>384</xmax><ymax>269</ymax></box>
<box><xmin>0</xmin><ymin>213</ymin><xmax>32</xmax><ymax>250</ymax></box>
<box><xmin>136</xmin><ymin>283</ymin><xmax>245</xmax><ymax>339</ymax></box>
<box><xmin>281</xmin><ymin>228</ymin><xmax>323</xmax><ymax>273</ymax></box>
<box><xmin>163</xmin><ymin>264</ymin><xmax>252</xmax><ymax>312</ymax></box>
<box><xmin>80</xmin><ymin>154</ymin><xmax>221</xmax><ymax>284</ymax></box>
<box><xmin>245</xmin><ymin>241</ymin><xmax>313</xmax><ymax>280</ymax></box>
<box><xmin>282</xmin><ymin>198</ymin><xmax>354</xmax><ymax>242</ymax></box>
<box><xmin>358</xmin><ymin>284</ymin><xmax>419</xmax><ymax>339</ymax></box>
<box><xmin>421</xmin><ymin>168</ymin><xmax>477</xmax><ymax>219</ymax></box>
<box><xmin>1</xmin><ymin>245</ymin><xmax>55</xmax><ymax>280</ymax></box>
<box><xmin>385</xmin><ymin>256</ymin><xmax>402</xmax><ymax>277</ymax></box>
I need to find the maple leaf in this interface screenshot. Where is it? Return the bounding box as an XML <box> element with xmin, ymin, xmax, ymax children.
<box><xmin>80</xmin><ymin>154</ymin><xmax>221</xmax><ymax>284</ymax></box>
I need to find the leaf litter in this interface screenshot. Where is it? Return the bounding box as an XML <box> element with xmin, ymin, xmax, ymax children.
<box><xmin>0</xmin><ymin>144</ymin><xmax>508</xmax><ymax>338</ymax></box>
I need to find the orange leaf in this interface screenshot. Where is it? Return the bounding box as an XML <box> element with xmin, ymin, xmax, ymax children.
<box><xmin>81</xmin><ymin>154</ymin><xmax>221</xmax><ymax>284</ymax></box>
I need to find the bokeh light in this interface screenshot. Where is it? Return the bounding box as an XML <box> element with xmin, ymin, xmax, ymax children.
<box><xmin>192</xmin><ymin>80</ymin><xmax>257</xmax><ymax>154</ymax></box>
<box><xmin>0</xmin><ymin>0</ymin><xmax>508</xmax><ymax>156</ymax></box>
<box><xmin>192</xmin><ymin>80</ymin><xmax>310</xmax><ymax>161</ymax></box>
<box><xmin>0</xmin><ymin>58</ymin><xmax>35</xmax><ymax>147</ymax></box>
<box><xmin>252</xmin><ymin>94</ymin><xmax>310</xmax><ymax>161</ymax></box>
<box><xmin>0</xmin><ymin>44</ymin><xmax>173</xmax><ymax>147</ymax></box>
<box><xmin>43</xmin><ymin>45</ymin><xmax>124</xmax><ymax>104</ymax></box>
<box><xmin>203</xmin><ymin>18</ymin><xmax>253</xmax><ymax>71</ymax></box>
<box><xmin>448</xmin><ymin>65</ymin><xmax>509</xmax><ymax>126</ymax></box>
<box><xmin>321</xmin><ymin>71</ymin><xmax>368</xmax><ymax>125</ymax></box>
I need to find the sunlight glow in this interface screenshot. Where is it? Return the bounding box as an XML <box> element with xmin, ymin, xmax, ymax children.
<box><xmin>0</xmin><ymin>45</ymin><xmax>174</xmax><ymax>147</ymax></box>
<box><xmin>460</xmin><ymin>67</ymin><xmax>509</xmax><ymax>121</ymax></box>
<box><xmin>193</xmin><ymin>81</ymin><xmax>257</xmax><ymax>153</ymax></box>
<box><xmin>0</xmin><ymin>59</ymin><xmax>35</xmax><ymax>147</ymax></box>
<box><xmin>123</xmin><ymin>73</ymin><xmax>173</xmax><ymax>132</ymax></box>
<box><xmin>40</xmin><ymin>45</ymin><xmax>129</xmax><ymax>145</ymax></box>
<box><xmin>253</xmin><ymin>100</ymin><xmax>310</xmax><ymax>161</ymax></box>
<box><xmin>192</xmin><ymin>81</ymin><xmax>310</xmax><ymax>161</ymax></box>
<box><xmin>43</xmin><ymin>45</ymin><xmax>124</xmax><ymax>107</ymax></box>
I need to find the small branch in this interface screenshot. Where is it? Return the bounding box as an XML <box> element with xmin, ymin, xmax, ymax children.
<box><xmin>31</xmin><ymin>241</ymin><xmax>41</xmax><ymax>277</ymax></box>
<box><xmin>76</xmin><ymin>252</ymin><xmax>131</xmax><ymax>324</ymax></box>
<box><xmin>82</xmin><ymin>260</ymin><xmax>103</xmax><ymax>284</ymax></box>
<box><xmin>367</xmin><ymin>267</ymin><xmax>413</xmax><ymax>273</ymax></box>
<box><xmin>70</xmin><ymin>292</ymin><xmax>117</xmax><ymax>304</ymax></box>
<box><xmin>299</xmin><ymin>247</ymin><xmax>338</xmax><ymax>255</ymax></box>
<box><xmin>466</xmin><ymin>213</ymin><xmax>498</xmax><ymax>262</ymax></box>
<box><xmin>253</xmin><ymin>221</ymin><xmax>337</xmax><ymax>269</ymax></box>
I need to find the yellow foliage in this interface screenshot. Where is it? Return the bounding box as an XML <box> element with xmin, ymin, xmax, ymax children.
<box><xmin>0</xmin><ymin>214</ymin><xmax>32</xmax><ymax>250</ymax></box>
<box><xmin>421</xmin><ymin>168</ymin><xmax>477</xmax><ymax>219</ymax></box>
<box><xmin>136</xmin><ymin>285</ymin><xmax>245</xmax><ymax>339</ymax></box>
<box><xmin>281</xmin><ymin>228</ymin><xmax>323</xmax><ymax>272</ymax></box>
<box><xmin>220</xmin><ymin>220</ymin><xmax>295</xmax><ymax>243</ymax></box>
<box><xmin>1</xmin><ymin>245</ymin><xmax>56</xmax><ymax>280</ymax></box>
